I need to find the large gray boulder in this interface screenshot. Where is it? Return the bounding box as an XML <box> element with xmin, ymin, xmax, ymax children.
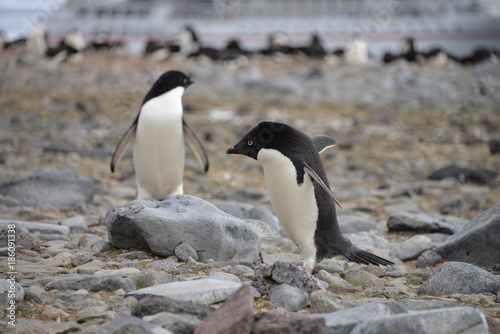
<box><xmin>434</xmin><ymin>203</ymin><xmax>500</xmax><ymax>266</ymax></box>
<box><xmin>387</xmin><ymin>212</ymin><xmax>466</xmax><ymax>234</ymax></box>
<box><xmin>0</xmin><ymin>170</ymin><xmax>95</xmax><ymax>210</ymax></box>
<box><xmin>105</xmin><ymin>195</ymin><xmax>261</xmax><ymax>263</ymax></box>
<box><xmin>419</xmin><ymin>262</ymin><xmax>500</xmax><ymax>295</ymax></box>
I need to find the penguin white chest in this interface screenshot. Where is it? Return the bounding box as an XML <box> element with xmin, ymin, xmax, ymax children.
<box><xmin>257</xmin><ymin>149</ymin><xmax>319</xmax><ymax>268</ymax></box>
<box><xmin>133</xmin><ymin>87</ymin><xmax>185</xmax><ymax>199</ymax></box>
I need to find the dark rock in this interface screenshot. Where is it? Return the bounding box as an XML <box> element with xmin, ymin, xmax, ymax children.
<box><xmin>350</xmin><ymin>306</ymin><xmax>489</xmax><ymax>334</ymax></box>
<box><xmin>387</xmin><ymin>212</ymin><xmax>466</xmax><ymax>234</ymax></box>
<box><xmin>253</xmin><ymin>261</ymin><xmax>322</xmax><ymax>294</ymax></box>
<box><xmin>116</xmin><ymin>251</ymin><xmax>151</xmax><ymax>260</ymax></box>
<box><xmin>105</xmin><ymin>195</ymin><xmax>261</xmax><ymax>263</ymax></box>
<box><xmin>133</xmin><ymin>272</ymin><xmax>181</xmax><ymax>290</ymax></box>
<box><xmin>157</xmin><ymin>313</ymin><xmax>201</xmax><ymax>334</ymax></box>
<box><xmin>428</xmin><ymin>165</ymin><xmax>499</xmax><ymax>187</ymax></box>
<box><xmin>268</xmin><ymin>284</ymin><xmax>309</xmax><ymax>312</ymax></box>
<box><xmin>416</xmin><ymin>250</ymin><xmax>444</xmax><ymax>268</ymax></box>
<box><xmin>252</xmin><ymin>310</ymin><xmax>326</xmax><ymax>334</ymax></box>
<box><xmin>434</xmin><ymin>203</ymin><xmax>500</xmax><ymax>266</ymax></box>
<box><xmin>338</xmin><ymin>215</ymin><xmax>378</xmax><ymax>234</ymax></box>
<box><xmin>194</xmin><ymin>284</ymin><xmax>254</xmax><ymax>334</ymax></box>
<box><xmin>488</xmin><ymin>138</ymin><xmax>500</xmax><ymax>155</ymax></box>
<box><xmin>0</xmin><ymin>170</ymin><xmax>95</xmax><ymax>210</ymax></box>
<box><xmin>175</xmin><ymin>242</ymin><xmax>199</xmax><ymax>262</ymax></box>
<box><xmin>132</xmin><ymin>295</ymin><xmax>213</xmax><ymax>319</ymax></box>
<box><xmin>437</xmin><ymin>196</ymin><xmax>481</xmax><ymax>214</ymax></box>
<box><xmin>44</xmin><ymin>274</ymin><xmax>136</xmax><ymax>293</ymax></box>
<box><xmin>96</xmin><ymin>314</ymin><xmax>171</xmax><ymax>334</ymax></box>
<box><xmin>419</xmin><ymin>262</ymin><xmax>500</xmax><ymax>295</ymax></box>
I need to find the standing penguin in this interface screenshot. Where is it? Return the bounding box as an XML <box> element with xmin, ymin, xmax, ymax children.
<box><xmin>227</xmin><ymin>122</ymin><xmax>393</xmax><ymax>273</ymax></box>
<box><xmin>111</xmin><ymin>70</ymin><xmax>209</xmax><ymax>200</ymax></box>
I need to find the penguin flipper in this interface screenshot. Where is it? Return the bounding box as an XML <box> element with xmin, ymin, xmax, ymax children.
<box><xmin>110</xmin><ymin>122</ymin><xmax>136</xmax><ymax>173</ymax></box>
<box><xmin>183</xmin><ymin>120</ymin><xmax>209</xmax><ymax>173</ymax></box>
<box><xmin>344</xmin><ymin>246</ymin><xmax>394</xmax><ymax>266</ymax></box>
<box><xmin>304</xmin><ymin>163</ymin><xmax>342</xmax><ymax>209</ymax></box>
<box><xmin>311</xmin><ymin>135</ymin><xmax>336</xmax><ymax>154</ymax></box>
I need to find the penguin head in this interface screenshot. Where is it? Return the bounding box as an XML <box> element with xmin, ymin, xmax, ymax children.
<box><xmin>226</xmin><ymin>121</ymin><xmax>290</xmax><ymax>160</ymax></box>
<box><xmin>142</xmin><ymin>70</ymin><xmax>194</xmax><ymax>105</ymax></box>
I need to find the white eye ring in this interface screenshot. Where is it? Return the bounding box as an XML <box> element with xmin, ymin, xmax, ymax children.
<box><xmin>247</xmin><ymin>140</ymin><xmax>253</xmax><ymax>146</ymax></box>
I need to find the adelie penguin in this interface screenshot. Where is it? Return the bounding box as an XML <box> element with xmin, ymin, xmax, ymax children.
<box><xmin>227</xmin><ymin>122</ymin><xmax>393</xmax><ymax>273</ymax></box>
<box><xmin>111</xmin><ymin>70</ymin><xmax>209</xmax><ymax>200</ymax></box>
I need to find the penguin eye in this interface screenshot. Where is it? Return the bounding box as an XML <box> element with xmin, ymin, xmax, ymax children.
<box><xmin>247</xmin><ymin>140</ymin><xmax>253</xmax><ymax>146</ymax></box>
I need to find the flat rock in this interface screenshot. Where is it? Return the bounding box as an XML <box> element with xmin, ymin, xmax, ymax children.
<box><xmin>211</xmin><ymin>199</ymin><xmax>280</xmax><ymax>231</ymax></box>
<box><xmin>106</xmin><ymin>195</ymin><xmax>261</xmax><ymax>263</ymax></box>
<box><xmin>315</xmin><ymin>270</ymin><xmax>357</xmax><ymax>293</ymax></box>
<box><xmin>252</xmin><ymin>310</ymin><xmax>326</xmax><ymax>334</ymax></box>
<box><xmin>434</xmin><ymin>203</ymin><xmax>500</xmax><ymax>266</ymax></box>
<box><xmin>132</xmin><ymin>295</ymin><xmax>213</xmax><ymax>319</ymax></box>
<box><xmin>0</xmin><ymin>219</ymin><xmax>70</xmax><ymax>237</ymax></box>
<box><xmin>416</xmin><ymin>250</ymin><xmax>444</xmax><ymax>268</ymax></box>
<box><xmin>253</xmin><ymin>261</ymin><xmax>322</xmax><ymax>294</ymax></box>
<box><xmin>146</xmin><ymin>312</ymin><xmax>201</xmax><ymax>334</ymax></box>
<box><xmin>311</xmin><ymin>302</ymin><xmax>405</xmax><ymax>333</ymax></box>
<box><xmin>419</xmin><ymin>262</ymin><xmax>500</xmax><ymax>295</ymax></box>
<box><xmin>309</xmin><ymin>290</ymin><xmax>343</xmax><ymax>313</ymax></box>
<box><xmin>428</xmin><ymin>164</ymin><xmax>499</xmax><ymax>187</ymax></box>
<box><xmin>133</xmin><ymin>272</ymin><xmax>181</xmax><ymax>290</ymax></box>
<box><xmin>0</xmin><ymin>279</ymin><xmax>25</xmax><ymax>304</ymax></box>
<box><xmin>338</xmin><ymin>215</ymin><xmax>379</xmax><ymax>234</ymax></box>
<box><xmin>390</xmin><ymin>235</ymin><xmax>433</xmax><ymax>261</ymax></box>
<box><xmin>194</xmin><ymin>284</ymin><xmax>254</xmax><ymax>334</ymax></box>
<box><xmin>0</xmin><ymin>170</ymin><xmax>95</xmax><ymax>210</ymax></box>
<box><xmin>96</xmin><ymin>314</ymin><xmax>173</xmax><ymax>334</ymax></box>
<box><xmin>350</xmin><ymin>306</ymin><xmax>489</xmax><ymax>334</ymax></box>
<box><xmin>4</xmin><ymin>318</ymin><xmax>81</xmax><ymax>334</ymax></box>
<box><xmin>269</xmin><ymin>284</ymin><xmax>309</xmax><ymax>312</ymax></box>
<box><xmin>387</xmin><ymin>212</ymin><xmax>466</xmax><ymax>234</ymax></box>
<box><xmin>44</xmin><ymin>274</ymin><xmax>136</xmax><ymax>292</ymax></box>
<box><xmin>127</xmin><ymin>279</ymin><xmax>243</xmax><ymax>305</ymax></box>
<box><xmin>0</xmin><ymin>223</ymin><xmax>39</xmax><ymax>251</ymax></box>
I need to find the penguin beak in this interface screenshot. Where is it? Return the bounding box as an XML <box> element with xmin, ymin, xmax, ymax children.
<box><xmin>187</xmin><ymin>78</ymin><xmax>194</xmax><ymax>86</ymax></box>
<box><xmin>226</xmin><ymin>146</ymin><xmax>238</xmax><ymax>154</ymax></box>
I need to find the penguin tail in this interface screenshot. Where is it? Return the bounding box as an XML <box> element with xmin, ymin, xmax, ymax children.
<box><xmin>344</xmin><ymin>246</ymin><xmax>394</xmax><ymax>266</ymax></box>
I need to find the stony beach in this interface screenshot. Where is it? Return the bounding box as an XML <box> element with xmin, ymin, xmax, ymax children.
<box><xmin>0</xmin><ymin>50</ymin><xmax>499</xmax><ymax>333</ymax></box>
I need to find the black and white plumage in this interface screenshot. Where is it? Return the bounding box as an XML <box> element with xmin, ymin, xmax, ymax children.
<box><xmin>111</xmin><ymin>70</ymin><xmax>209</xmax><ymax>200</ymax></box>
<box><xmin>227</xmin><ymin>122</ymin><xmax>393</xmax><ymax>273</ymax></box>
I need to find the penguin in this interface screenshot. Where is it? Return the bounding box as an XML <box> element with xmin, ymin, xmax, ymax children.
<box><xmin>227</xmin><ymin>122</ymin><xmax>393</xmax><ymax>273</ymax></box>
<box><xmin>111</xmin><ymin>70</ymin><xmax>209</xmax><ymax>200</ymax></box>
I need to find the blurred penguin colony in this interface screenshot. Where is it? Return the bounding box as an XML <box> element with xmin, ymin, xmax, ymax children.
<box><xmin>1</xmin><ymin>23</ymin><xmax>497</xmax><ymax>67</ymax></box>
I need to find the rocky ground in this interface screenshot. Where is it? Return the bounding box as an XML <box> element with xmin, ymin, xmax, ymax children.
<box><xmin>0</xmin><ymin>50</ymin><xmax>499</xmax><ymax>334</ymax></box>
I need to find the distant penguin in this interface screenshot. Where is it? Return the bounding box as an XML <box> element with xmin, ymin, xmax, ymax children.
<box><xmin>111</xmin><ymin>71</ymin><xmax>209</xmax><ymax>200</ymax></box>
<box><xmin>26</xmin><ymin>25</ymin><xmax>47</xmax><ymax>56</ymax></box>
<box><xmin>227</xmin><ymin>122</ymin><xmax>393</xmax><ymax>273</ymax></box>
<box><xmin>345</xmin><ymin>33</ymin><xmax>369</xmax><ymax>65</ymax></box>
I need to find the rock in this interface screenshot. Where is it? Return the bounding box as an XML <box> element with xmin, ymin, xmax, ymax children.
<box><xmin>489</xmin><ymin>138</ymin><xmax>500</xmax><ymax>155</ymax></box>
<box><xmin>419</xmin><ymin>262</ymin><xmax>500</xmax><ymax>295</ymax></box>
<box><xmin>434</xmin><ymin>203</ymin><xmax>500</xmax><ymax>266</ymax></box>
<box><xmin>25</xmin><ymin>284</ymin><xmax>51</xmax><ymax>304</ymax></box>
<box><xmin>311</xmin><ymin>302</ymin><xmax>404</xmax><ymax>333</ymax></box>
<box><xmin>132</xmin><ymin>295</ymin><xmax>213</xmax><ymax>319</ymax></box>
<box><xmin>105</xmin><ymin>195</ymin><xmax>261</xmax><ymax>263</ymax></box>
<box><xmin>344</xmin><ymin>231</ymin><xmax>391</xmax><ymax>251</ymax></box>
<box><xmin>338</xmin><ymin>215</ymin><xmax>378</xmax><ymax>234</ymax></box>
<box><xmin>315</xmin><ymin>270</ymin><xmax>357</xmax><ymax>293</ymax></box>
<box><xmin>97</xmin><ymin>314</ymin><xmax>173</xmax><ymax>334</ymax></box>
<box><xmin>0</xmin><ymin>279</ymin><xmax>24</xmax><ymax>304</ymax></box>
<box><xmin>127</xmin><ymin>279</ymin><xmax>243</xmax><ymax>304</ymax></box>
<box><xmin>269</xmin><ymin>284</ymin><xmax>309</xmax><ymax>312</ymax></box>
<box><xmin>0</xmin><ymin>170</ymin><xmax>95</xmax><ymax>209</ymax></box>
<box><xmin>344</xmin><ymin>270</ymin><xmax>384</xmax><ymax>289</ymax></box>
<box><xmin>194</xmin><ymin>284</ymin><xmax>254</xmax><ymax>334</ymax></box>
<box><xmin>116</xmin><ymin>250</ymin><xmax>151</xmax><ymax>260</ymax></box>
<box><xmin>438</xmin><ymin>196</ymin><xmax>481</xmax><ymax>214</ymax></box>
<box><xmin>224</xmin><ymin>188</ymin><xmax>268</xmax><ymax>202</ymax></box>
<box><xmin>175</xmin><ymin>242</ymin><xmax>199</xmax><ymax>262</ymax></box>
<box><xmin>309</xmin><ymin>290</ymin><xmax>343</xmax><ymax>313</ymax></box>
<box><xmin>206</xmin><ymin>272</ymin><xmax>241</xmax><ymax>283</ymax></box>
<box><xmin>416</xmin><ymin>250</ymin><xmax>444</xmax><ymax>268</ymax></box>
<box><xmin>60</xmin><ymin>215</ymin><xmax>87</xmax><ymax>230</ymax></box>
<box><xmin>253</xmin><ymin>261</ymin><xmax>322</xmax><ymax>294</ymax></box>
<box><xmin>387</xmin><ymin>212</ymin><xmax>466</xmax><ymax>234</ymax></box>
<box><xmin>0</xmin><ymin>219</ymin><xmax>70</xmax><ymax>239</ymax></box>
<box><xmin>44</xmin><ymin>274</ymin><xmax>136</xmax><ymax>292</ymax></box>
<box><xmin>147</xmin><ymin>257</ymin><xmax>178</xmax><ymax>271</ymax></box>
<box><xmin>39</xmin><ymin>252</ymin><xmax>75</xmax><ymax>267</ymax></box>
<box><xmin>211</xmin><ymin>200</ymin><xmax>280</xmax><ymax>230</ymax></box>
<box><xmin>8</xmin><ymin>318</ymin><xmax>81</xmax><ymax>334</ymax></box>
<box><xmin>390</xmin><ymin>235</ymin><xmax>433</xmax><ymax>261</ymax></box>
<box><xmin>41</xmin><ymin>304</ymin><xmax>71</xmax><ymax>321</ymax></box>
<box><xmin>427</xmin><ymin>165</ymin><xmax>499</xmax><ymax>187</ymax></box>
<box><xmin>350</xmin><ymin>306</ymin><xmax>489</xmax><ymax>334</ymax></box>
<box><xmin>252</xmin><ymin>310</ymin><xmax>326</xmax><ymax>334</ymax></box>
<box><xmin>133</xmin><ymin>272</ymin><xmax>181</xmax><ymax>290</ymax></box>
<box><xmin>244</xmin><ymin>219</ymin><xmax>294</xmax><ymax>252</ymax></box>
<box><xmin>0</xmin><ymin>223</ymin><xmax>39</xmax><ymax>251</ymax></box>
<box><xmin>315</xmin><ymin>259</ymin><xmax>345</xmax><ymax>274</ymax></box>
<box><xmin>145</xmin><ymin>312</ymin><xmax>201</xmax><ymax>334</ymax></box>
<box><xmin>76</xmin><ymin>305</ymin><xmax>115</xmax><ymax>323</ymax></box>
